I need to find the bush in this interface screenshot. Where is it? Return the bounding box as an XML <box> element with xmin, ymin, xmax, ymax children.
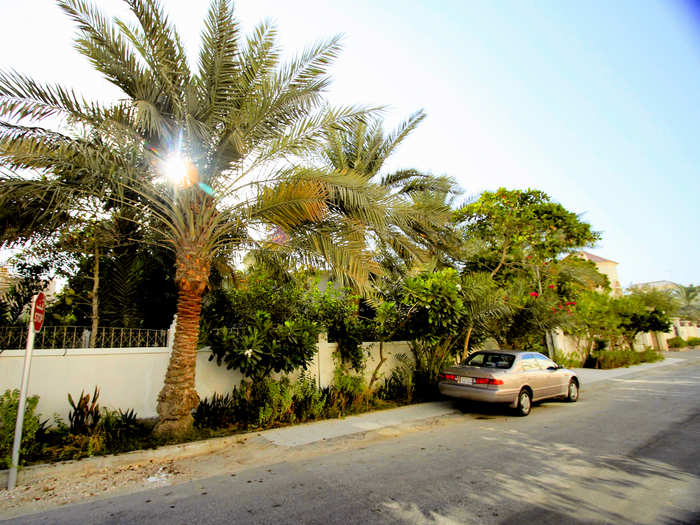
<box><xmin>0</xmin><ymin>389</ymin><xmax>45</xmax><ymax>468</ymax></box>
<box><xmin>40</xmin><ymin>389</ymin><xmax>151</xmax><ymax>462</ymax></box>
<box><xmin>292</xmin><ymin>374</ymin><xmax>327</xmax><ymax>422</ymax></box>
<box><xmin>325</xmin><ymin>368</ymin><xmax>369</xmax><ymax>417</ymax></box>
<box><xmin>377</xmin><ymin>354</ymin><xmax>415</xmax><ymax>404</ymax></box>
<box><xmin>98</xmin><ymin>409</ymin><xmax>149</xmax><ymax>453</ymax></box>
<box><xmin>195</xmin><ymin>375</ymin><xmax>329</xmax><ymax>431</ymax></box>
<box><xmin>667</xmin><ymin>337</ymin><xmax>687</xmax><ymax>349</ymax></box>
<box><xmin>193</xmin><ymin>393</ymin><xmax>236</xmax><ymax>430</ymax></box>
<box><xmin>592</xmin><ymin>348</ymin><xmax>663</xmax><ymax>369</ymax></box>
<box><xmin>67</xmin><ymin>387</ymin><xmax>101</xmax><ymax>435</ymax></box>
<box><xmin>552</xmin><ymin>350</ymin><xmax>585</xmax><ymax>369</ymax></box>
<box><xmin>687</xmin><ymin>337</ymin><xmax>700</xmax><ymax>347</ymax></box>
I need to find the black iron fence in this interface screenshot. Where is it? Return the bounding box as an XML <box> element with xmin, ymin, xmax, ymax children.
<box><xmin>0</xmin><ymin>326</ymin><xmax>168</xmax><ymax>350</ymax></box>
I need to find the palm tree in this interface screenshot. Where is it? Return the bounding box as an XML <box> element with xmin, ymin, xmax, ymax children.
<box><xmin>0</xmin><ymin>0</ymin><xmax>383</xmax><ymax>436</ymax></box>
<box><xmin>318</xmin><ymin>114</ymin><xmax>459</xmax><ymax>271</ymax></box>
<box><xmin>674</xmin><ymin>284</ymin><xmax>700</xmax><ymax>321</ymax></box>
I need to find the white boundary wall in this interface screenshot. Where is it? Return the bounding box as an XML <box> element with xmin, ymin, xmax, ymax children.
<box><xmin>0</xmin><ymin>337</ymin><xmax>411</xmax><ymax>422</ymax></box>
<box><xmin>553</xmin><ymin>319</ymin><xmax>700</xmax><ymax>359</ymax></box>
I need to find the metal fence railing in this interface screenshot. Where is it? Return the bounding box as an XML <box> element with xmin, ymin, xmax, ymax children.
<box><xmin>0</xmin><ymin>325</ymin><xmax>168</xmax><ymax>351</ymax></box>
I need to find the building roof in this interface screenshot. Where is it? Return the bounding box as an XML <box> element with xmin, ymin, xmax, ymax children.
<box><xmin>577</xmin><ymin>251</ymin><xmax>618</xmax><ymax>264</ymax></box>
<box><xmin>630</xmin><ymin>280</ymin><xmax>679</xmax><ymax>290</ymax></box>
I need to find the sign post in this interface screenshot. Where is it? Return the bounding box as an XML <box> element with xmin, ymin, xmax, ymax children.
<box><xmin>8</xmin><ymin>292</ymin><xmax>45</xmax><ymax>490</ymax></box>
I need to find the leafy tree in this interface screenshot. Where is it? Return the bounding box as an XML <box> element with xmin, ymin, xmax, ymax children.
<box><xmin>0</xmin><ymin>0</ymin><xmax>389</xmax><ymax>436</ymax></box>
<box><xmin>566</xmin><ymin>290</ymin><xmax>621</xmax><ymax>360</ymax></box>
<box><xmin>617</xmin><ymin>306</ymin><xmax>671</xmax><ymax>350</ymax></box>
<box><xmin>202</xmin><ymin>271</ymin><xmax>323</xmax><ymax>379</ymax></box>
<box><xmin>453</xmin><ymin>188</ymin><xmax>601</xmax><ymax>355</ymax></box>
<box><xmin>455</xmin><ymin>188</ymin><xmax>600</xmax><ymax>278</ymax></box>
<box><xmin>614</xmin><ymin>289</ymin><xmax>674</xmax><ymax>349</ymax></box>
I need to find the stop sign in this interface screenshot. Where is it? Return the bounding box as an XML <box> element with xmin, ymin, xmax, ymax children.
<box><xmin>33</xmin><ymin>293</ymin><xmax>46</xmax><ymax>332</ymax></box>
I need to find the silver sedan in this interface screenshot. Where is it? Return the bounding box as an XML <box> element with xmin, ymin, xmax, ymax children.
<box><xmin>438</xmin><ymin>350</ymin><xmax>580</xmax><ymax>416</ymax></box>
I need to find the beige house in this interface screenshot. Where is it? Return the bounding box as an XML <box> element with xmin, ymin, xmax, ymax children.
<box><xmin>576</xmin><ymin>251</ymin><xmax>623</xmax><ymax>297</ymax></box>
<box><xmin>554</xmin><ymin>253</ymin><xmax>699</xmax><ymax>355</ymax></box>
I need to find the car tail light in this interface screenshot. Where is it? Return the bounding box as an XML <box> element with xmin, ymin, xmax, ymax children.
<box><xmin>439</xmin><ymin>373</ymin><xmax>457</xmax><ymax>381</ymax></box>
<box><xmin>474</xmin><ymin>377</ymin><xmax>504</xmax><ymax>385</ymax></box>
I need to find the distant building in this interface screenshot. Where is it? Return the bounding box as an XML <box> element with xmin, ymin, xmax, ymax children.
<box><xmin>629</xmin><ymin>280</ymin><xmax>679</xmax><ymax>292</ymax></box>
<box><xmin>576</xmin><ymin>251</ymin><xmax>623</xmax><ymax>297</ymax></box>
<box><xmin>0</xmin><ymin>266</ymin><xmax>14</xmax><ymax>295</ymax></box>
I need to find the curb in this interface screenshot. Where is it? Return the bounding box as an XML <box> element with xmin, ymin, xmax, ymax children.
<box><xmin>0</xmin><ymin>401</ymin><xmax>454</xmax><ymax>488</ymax></box>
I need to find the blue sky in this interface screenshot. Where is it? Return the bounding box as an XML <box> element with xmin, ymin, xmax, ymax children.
<box><xmin>1</xmin><ymin>1</ymin><xmax>698</xmax><ymax>286</ymax></box>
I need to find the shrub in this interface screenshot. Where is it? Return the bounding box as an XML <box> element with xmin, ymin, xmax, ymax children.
<box><xmin>377</xmin><ymin>353</ymin><xmax>414</xmax><ymax>404</ymax></box>
<box><xmin>195</xmin><ymin>376</ymin><xmax>331</xmax><ymax>431</ymax></box>
<box><xmin>98</xmin><ymin>409</ymin><xmax>148</xmax><ymax>453</ymax></box>
<box><xmin>687</xmin><ymin>337</ymin><xmax>700</xmax><ymax>347</ymax></box>
<box><xmin>253</xmin><ymin>378</ymin><xmax>295</xmax><ymax>427</ymax></box>
<box><xmin>552</xmin><ymin>350</ymin><xmax>585</xmax><ymax>369</ymax></box>
<box><xmin>326</xmin><ymin>368</ymin><xmax>369</xmax><ymax>417</ymax></box>
<box><xmin>593</xmin><ymin>348</ymin><xmax>663</xmax><ymax>369</ymax></box>
<box><xmin>667</xmin><ymin>337</ymin><xmax>687</xmax><ymax>349</ymax></box>
<box><xmin>193</xmin><ymin>393</ymin><xmax>236</xmax><ymax>430</ymax></box>
<box><xmin>0</xmin><ymin>389</ymin><xmax>45</xmax><ymax>468</ymax></box>
<box><xmin>291</xmin><ymin>374</ymin><xmax>327</xmax><ymax>422</ymax></box>
<box><xmin>67</xmin><ymin>387</ymin><xmax>101</xmax><ymax>435</ymax></box>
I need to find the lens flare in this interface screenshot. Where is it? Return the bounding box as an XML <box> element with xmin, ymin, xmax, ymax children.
<box><xmin>161</xmin><ymin>153</ymin><xmax>198</xmax><ymax>188</ymax></box>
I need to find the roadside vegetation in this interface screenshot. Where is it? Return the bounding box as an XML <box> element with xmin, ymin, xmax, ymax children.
<box><xmin>0</xmin><ymin>0</ymin><xmax>695</xmax><ymax>466</ymax></box>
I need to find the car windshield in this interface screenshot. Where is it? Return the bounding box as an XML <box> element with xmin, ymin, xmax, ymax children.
<box><xmin>463</xmin><ymin>352</ymin><xmax>515</xmax><ymax>369</ymax></box>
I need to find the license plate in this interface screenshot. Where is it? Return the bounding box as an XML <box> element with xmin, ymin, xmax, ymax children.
<box><xmin>459</xmin><ymin>376</ymin><xmax>470</xmax><ymax>385</ymax></box>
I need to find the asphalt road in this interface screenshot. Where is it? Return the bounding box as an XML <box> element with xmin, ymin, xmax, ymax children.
<box><xmin>6</xmin><ymin>352</ymin><xmax>700</xmax><ymax>525</ymax></box>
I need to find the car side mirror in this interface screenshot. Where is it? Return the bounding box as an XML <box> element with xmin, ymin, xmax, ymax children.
<box><xmin>547</xmin><ymin>365</ymin><xmax>559</xmax><ymax>371</ymax></box>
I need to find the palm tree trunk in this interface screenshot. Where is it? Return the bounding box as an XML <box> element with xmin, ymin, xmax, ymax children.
<box><xmin>154</xmin><ymin>252</ymin><xmax>209</xmax><ymax>437</ymax></box>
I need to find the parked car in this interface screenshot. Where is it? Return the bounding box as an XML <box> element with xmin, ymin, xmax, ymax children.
<box><xmin>438</xmin><ymin>350</ymin><xmax>579</xmax><ymax>416</ymax></box>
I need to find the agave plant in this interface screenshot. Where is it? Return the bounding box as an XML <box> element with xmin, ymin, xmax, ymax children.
<box><xmin>0</xmin><ymin>0</ymin><xmax>389</xmax><ymax>435</ymax></box>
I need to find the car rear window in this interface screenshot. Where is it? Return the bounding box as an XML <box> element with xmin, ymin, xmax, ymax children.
<box><xmin>463</xmin><ymin>352</ymin><xmax>515</xmax><ymax>369</ymax></box>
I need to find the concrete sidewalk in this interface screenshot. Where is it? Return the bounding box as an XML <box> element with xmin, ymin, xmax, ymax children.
<box><xmin>263</xmin><ymin>401</ymin><xmax>458</xmax><ymax>447</ymax></box>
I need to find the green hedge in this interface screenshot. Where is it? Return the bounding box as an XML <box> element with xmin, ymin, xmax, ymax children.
<box><xmin>592</xmin><ymin>348</ymin><xmax>663</xmax><ymax>369</ymax></box>
<box><xmin>667</xmin><ymin>336</ymin><xmax>686</xmax><ymax>349</ymax></box>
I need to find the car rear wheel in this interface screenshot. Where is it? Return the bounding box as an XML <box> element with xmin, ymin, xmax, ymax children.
<box><xmin>515</xmin><ymin>389</ymin><xmax>532</xmax><ymax>416</ymax></box>
<box><xmin>566</xmin><ymin>380</ymin><xmax>579</xmax><ymax>402</ymax></box>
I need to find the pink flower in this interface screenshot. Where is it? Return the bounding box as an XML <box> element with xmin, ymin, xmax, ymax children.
<box><xmin>548</xmin><ymin>285</ymin><xmax>555</xmax><ymax>289</ymax></box>
<box><xmin>529</xmin><ymin>292</ymin><xmax>539</xmax><ymax>297</ymax></box>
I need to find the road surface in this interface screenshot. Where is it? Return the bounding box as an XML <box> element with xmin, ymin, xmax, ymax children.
<box><xmin>5</xmin><ymin>352</ymin><xmax>700</xmax><ymax>524</ymax></box>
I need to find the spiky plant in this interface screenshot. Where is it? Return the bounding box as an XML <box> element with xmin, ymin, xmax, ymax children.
<box><xmin>0</xmin><ymin>0</ymin><xmax>385</xmax><ymax>436</ymax></box>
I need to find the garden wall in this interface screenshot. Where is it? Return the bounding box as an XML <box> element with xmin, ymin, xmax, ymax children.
<box><xmin>0</xmin><ymin>337</ymin><xmax>411</xmax><ymax>422</ymax></box>
<box><xmin>553</xmin><ymin>318</ymin><xmax>700</xmax><ymax>357</ymax></box>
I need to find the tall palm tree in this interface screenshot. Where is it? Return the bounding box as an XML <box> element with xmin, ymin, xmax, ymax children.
<box><xmin>0</xmin><ymin>0</ymin><xmax>382</xmax><ymax>436</ymax></box>
<box><xmin>318</xmin><ymin>114</ymin><xmax>459</xmax><ymax>271</ymax></box>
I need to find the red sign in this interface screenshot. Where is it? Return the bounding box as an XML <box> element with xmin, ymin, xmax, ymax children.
<box><xmin>33</xmin><ymin>293</ymin><xmax>46</xmax><ymax>332</ymax></box>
